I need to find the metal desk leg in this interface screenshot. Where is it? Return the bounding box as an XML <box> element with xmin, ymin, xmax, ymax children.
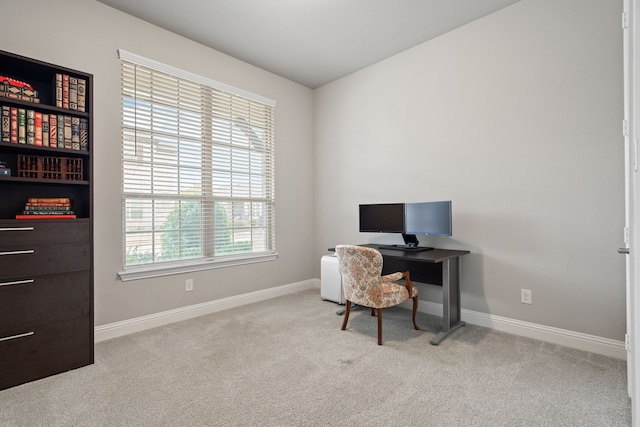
<box><xmin>430</xmin><ymin>257</ymin><xmax>465</xmax><ymax>345</ymax></box>
<box><xmin>336</xmin><ymin>302</ymin><xmax>364</xmax><ymax>316</ymax></box>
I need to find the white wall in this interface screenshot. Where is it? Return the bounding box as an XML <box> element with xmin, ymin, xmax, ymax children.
<box><xmin>315</xmin><ymin>0</ymin><xmax>626</xmax><ymax>340</ymax></box>
<box><xmin>1</xmin><ymin>0</ymin><xmax>316</xmax><ymax>326</ymax></box>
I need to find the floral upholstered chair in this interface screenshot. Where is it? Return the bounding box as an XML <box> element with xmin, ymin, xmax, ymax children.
<box><xmin>335</xmin><ymin>244</ymin><xmax>419</xmax><ymax>345</ymax></box>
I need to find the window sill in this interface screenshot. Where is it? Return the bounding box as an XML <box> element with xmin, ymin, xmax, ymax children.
<box><xmin>118</xmin><ymin>252</ymin><xmax>279</xmax><ymax>282</ymax></box>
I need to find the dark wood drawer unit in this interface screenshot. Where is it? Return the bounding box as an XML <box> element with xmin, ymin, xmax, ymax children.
<box><xmin>0</xmin><ymin>242</ymin><xmax>90</xmax><ymax>276</ymax></box>
<box><xmin>0</xmin><ymin>221</ymin><xmax>93</xmax><ymax>390</ymax></box>
<box><xmin>0</xmin><ymin>271</ymin><xmax>91</xmax><ymax>336</ymax></box>
<box><xmin>0</xmin><ymin>220</ymin><xmax>90</xmax><ymax>245</ymax></box>
<box><xmin>0</xmin><ymin>317</ymin><xmax>93</xmax><ymax>390</ymax></box>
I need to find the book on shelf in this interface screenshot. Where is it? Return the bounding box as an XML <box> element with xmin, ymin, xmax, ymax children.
<box><xmin>77</xmin><ymin>78</ymin><xmax>86</xmax><ymax>112</ymax></box>
<box><xmin>21</xmin><ymin>87</ymin><xmax>38</xmax><ymax>98</ymax></box>
<box><xmin>18</xmin><ymin>108</ymin><xmax>26</xmax><ymax>144</ymax></box>
<box><xmin>34</xmin><ymin>111</ymin><xmax>42</xmax><ymax>146</ymax></box>
<box><xmin>55</xmin><ymin>73</ymin><xmax>63</xmax><ymax>108</ymax></box>
<box><xmin>26</xmin><ymin>109</ymin><xmax>34</xmax><ymax>145</ymax></box>
<box><xmin>62</xmin><ymin>74</ymin><xmax>69</xmax><ymax>109</ymax></box>
<box><xmin>0</xmin><ymin>78</ymin><xmax>40</xmax><ymax>103</ymax></box>
<box><xmin>63</xmin><ymin>116</ymin><xmax>71</xmax><ymax>149</ymax></box>
<box><xmin>17</xmin><ymin>197</ymin><xmax>76</xmax><ymax>219</ymax></box>
<box><xmin>80</xmin><ymin>118</ymin><xmax>88</xmax><ymax>150</ymax></box>
<box><xmin>28</xmin><ymin>197</ymin><xmax>72</xmax><ymax>203</ymax></box>
<box><xmin>24</xmin><ymin>203</ymin><xmax>71</xmax><ymax>211</ymax></box>
<box><xmin>69</xmin><ymin>76</ymin><xmax>78</xmax><ymax>111</ymax></box>
<box><xmin>56</xmin><ymin>114</ymin><xmax>64</xmax><ymax>148</ymax></box>
<box><xmin>42</xmin><ymin>113</ymin><xmax>49</xmax><ymax>147</ymax></box>
<box><xmin>0</xmin><ymin>91</ymin><xmax>40</xmax><ymax>103</ymax></box>
<box><xmin>5</xmin><ymin>85</ymin><xmax>20</xmax><ymax>95</ymax></box>
<box><xmin>71</xmin><ymin>117</ymin><xmax>80</xmax><ymax>150</ymax></box>
<box><xmin>1</xmin><ymin>79</ymin><xmax>38</xmax><ymax>96</ymax></box>
<box><xmin>24</xmin><ymin>206</ymin><xmax>72</xmax><ymax>211</ymax></box>
<box><xmin>16</xmin><ymin>214</ymin><xmax>76</xmax><ymax>220</ymax></box>
<box><xmin>49</xmin><ymin>114</ymin><xmax>56</xmax><ymax>148</ymax></box>
<box><xmin>54</xmin><ymin>73</ymin><xmax>86</xmax><ymax>112</ymax></box>
<box><xmin>1</xmin><ymin>105</ymin><xmax>8</xmax><ymax>143</ymax></box>
<box><xmin>0</xmin><ymin>102</ymin><xmax>86</xmax><ymax>150</ymax></box>
<box><xmin>21</xmin><ymin>210</ymin><xmax>75</xmax><ymax>215</ymax></box>
<box><xmin>10</xmin><ymin>107</ymin><xmax>17</xmax><ymax>143</ymax></box>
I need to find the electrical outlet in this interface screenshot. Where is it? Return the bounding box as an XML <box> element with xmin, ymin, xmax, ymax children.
<box><xmin>185</xmin><ymin>279</ymin><xmax>194</xmax><ymax>292</ymax></box>
<box><xmin>521</xmin><ymin>289</ymin><xmax>532</xmax><ymax>304</ymax></box>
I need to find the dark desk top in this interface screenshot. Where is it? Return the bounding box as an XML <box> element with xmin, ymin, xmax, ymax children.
<box><xmin>363</xmin><ymin>244</ymin><xmax>470</xmax><ymax>263</ymax></box>
<box><xmin>329</xmin><ymin>244</ymin><xmax>470</xmax><ymax>264</ymax></box>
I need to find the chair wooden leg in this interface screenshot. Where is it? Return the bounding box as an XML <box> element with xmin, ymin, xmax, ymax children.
<box><xmin>377</xmin><ymin>308</ymin><xmax>383</xmax><ymax>345</ymax></box>
<box><xmin>412</xmin><ymin>296</ymin><xmax>420</xmax><ymax>330</ymax></box>
<box><xmin>341</xmin><ymin>301</ymin><xmax>351</xmax><ymax>330</ymax></box>
<box><xmin>371</xmin><ymin>308</ymin><xmax>375</xmax><ymax>316</ymax></box>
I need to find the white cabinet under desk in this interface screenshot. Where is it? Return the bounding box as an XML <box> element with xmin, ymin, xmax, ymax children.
<box><xmin>321</xmin><ymin>254</ymin><xmax>344</xmax><ymax>305</ymax></box>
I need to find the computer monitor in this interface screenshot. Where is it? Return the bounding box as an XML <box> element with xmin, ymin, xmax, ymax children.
<box><xmin>358</xmin><ymin>201</ymin><xmax>452</xmax><ymax>252</ymax></box>
<box><xmin>358</xmin><ymin>203</ymin><xmax>404</xmax><ymax>233</ymax></box>
<box><xmin>404</xmin><ymin>201</ymin><xmax>452</xmax><ymax>237</ymax></box>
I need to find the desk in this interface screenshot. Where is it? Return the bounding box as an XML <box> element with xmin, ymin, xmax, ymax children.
<box><xmin>361</xmin><ymin>244</ymin><xmax>470</xmax><ymax>345</ymax></box>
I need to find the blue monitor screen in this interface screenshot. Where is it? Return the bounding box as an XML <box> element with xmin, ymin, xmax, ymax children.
<box><xmin>359</xmin><ymin>203</ymin><xmax>405</xmax><ymax>233</ymax></box>
<box><xmin>404</xmin><ymin>201</ymin><xmax>452</xmax><ymax>236</ymax></box>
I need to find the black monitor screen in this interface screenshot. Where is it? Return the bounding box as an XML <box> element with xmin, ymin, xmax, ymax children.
<box><xmin>404</xmin><ymin>201</ymin><xmax>452</xmax><ymax>236</ymax></box>
<box><xmin>359</xmin><ymin>203</ymin><xmax>405</xmax><ymax>233</ymax></box>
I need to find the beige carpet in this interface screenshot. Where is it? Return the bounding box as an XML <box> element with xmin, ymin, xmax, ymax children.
<box><xmin>0</xmin><ymin>289</ymin><xmax>632</xmax><ymax>426</ymax></box>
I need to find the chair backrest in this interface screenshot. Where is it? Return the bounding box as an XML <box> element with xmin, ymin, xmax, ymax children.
<box><xmin>335</xmin><ymin>245</ymin><xmax>384</xmax><ymax>307</ymax></box>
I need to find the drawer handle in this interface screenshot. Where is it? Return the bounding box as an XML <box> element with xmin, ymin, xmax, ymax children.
<box><xmin>0</xmin><ymin>279</ymin><xmax>35</xmax><ymax>287</ymax></box>
<box><xmin>0</xmin><ymin>250</ymin><xmax>35</xmax><ymax>256</ymax></box>
<box><xmin>0</xmin><ymin>332</ymin><xmax>35</xmax><ymax>342</ymax></box>
<box><xmin>0</xmin><ymin>227</ymin><xmax>34</xmax><ymax>232</ymax></box>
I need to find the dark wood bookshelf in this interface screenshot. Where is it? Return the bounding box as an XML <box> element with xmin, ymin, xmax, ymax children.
<box><xmin>0</xmin><ymin>49</ymin><xmax>94</xmax><ymax>390</ymax></box>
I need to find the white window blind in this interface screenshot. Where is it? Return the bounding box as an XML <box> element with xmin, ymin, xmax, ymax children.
<box><xmin>118</xmin><ymin>50</ymin><xmax>276</xmax><ymax>277</ymax></box>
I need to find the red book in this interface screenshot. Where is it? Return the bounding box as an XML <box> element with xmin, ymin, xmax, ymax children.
<box><xmin>49</xmin><ymin>114</ymin><xmax>57</xmax><ymax>148</ymax></box>
<box><xmin>15</xmin><ymin>214</ymin><xmax>76</xmax><ymax>220</ymax></box>
<box><xmin>34</xmin><ymin>111</ymin><xmax>42</xmax><ymax>146</ymax></box>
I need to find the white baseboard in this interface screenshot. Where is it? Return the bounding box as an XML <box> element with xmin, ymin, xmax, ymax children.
<box><xmin>96</xmin><ymin>279</ymin><xmax>626</xmax><ymax>360</ymax></box>
<box><xmin>94</xmin><ymin>279</ymin><xmax>316</xmax><ymax>343</ymax></box>
<box><xmin>414</xmin><ymin>300</ymin><xmax>626</xmax><ymax>360</ymax></box>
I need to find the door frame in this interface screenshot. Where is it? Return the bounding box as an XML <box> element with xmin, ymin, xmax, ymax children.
<box><xmin>624</xmin><ymin>0</ymin><xmax>640</xmax><ymax>424</ymax></box>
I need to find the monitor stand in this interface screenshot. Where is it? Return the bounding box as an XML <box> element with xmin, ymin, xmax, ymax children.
<box><xmin>378</xmin><ymin>234</ymin><xmax>434</xmax><ymax>252</ymax></box>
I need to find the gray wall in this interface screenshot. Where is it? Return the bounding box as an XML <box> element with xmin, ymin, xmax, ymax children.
<box><xmin>314</xmin><ymin>0</ymin><xmax>626</xmax><ymax>340</ymax></box>
<box><xmin>2</xmin><ymin>0</ymin><xmax>626</xmax><ymax>342</ymax></box>
<box><xmin>2</xmin><ymin>0</ymin><xmax>316</xmax><ymax>326</ymax></box>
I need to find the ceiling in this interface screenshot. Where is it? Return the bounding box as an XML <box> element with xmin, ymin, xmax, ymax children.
<box><xmin>97</xmin><ymin>0</ymin><xmax>522</xmax><ymax>88</ymax></box>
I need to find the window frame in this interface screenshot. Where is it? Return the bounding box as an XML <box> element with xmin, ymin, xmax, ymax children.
<box><xmin>117</xmin><ymin>50</ymin><xmax>277</xmax><ymax>282</ymax></box>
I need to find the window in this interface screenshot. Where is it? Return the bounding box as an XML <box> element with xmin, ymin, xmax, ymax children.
<box><xmin>118</xmin><ymin>50</ymin><xmax>277</xmax><ymax>280</ymax></box>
